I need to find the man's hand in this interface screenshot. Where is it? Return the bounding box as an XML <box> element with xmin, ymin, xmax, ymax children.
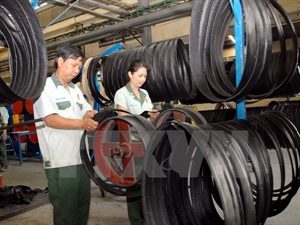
<box><xmin>81</xmin><ymin>119</ymin><xmax>99</xmax><ymax>131</ymax></box>
<box><xmin>0</xmin><ymin>133</ymin><xmax>7</xmax><ymax>142</ymax></box>
<box><xmin>84</xmin><ymin>110</ymin><xmax>98</xmax><ymax>119</ymax></box>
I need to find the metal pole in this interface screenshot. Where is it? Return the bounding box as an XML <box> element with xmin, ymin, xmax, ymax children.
<box><xmin>81</xmin><ymin>0</ymin><xmax>127</xmax><ymax>14</ymax></box>
<box><xmin>43</xmin><ymin>0</ymin><xmax>80</xmax><ymax>31</ymax></box>
<box><xmin>46</xmin><ymin>1</ymin><xmax>193</xmax><ymax>51</ymax></box>
<box><xmin>0</xmin><ymin>118</ymin><xmax>43</xmax><ymax>131</ymax></box>
<box><xmin>49</xmin><ymin>0</ymin><xmax>124</xmax><ymax>21</ymax></box>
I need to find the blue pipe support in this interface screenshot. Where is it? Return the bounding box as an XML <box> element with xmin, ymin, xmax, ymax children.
<box><xmin>99</xmin><ymin>42</ymin><xmax>123</xmax><ymax>56</ymax></box>
<box><xmin>31</xmin><ymin>0</ymin><xmax>38</xmax><ymax>9</ymax></box>
<box><xmin>93</xmin><ymin>42</ymin><xmax>123</xmax><ymax>110</ymax></box>
<box><xmin>93</xmin><ymin>72</ymin><xmax>101</xmax><ymax>111</ymax></box>
<box><xmin>230</xmin><ymin>0</ymin><xmax>246</xmax><ymax>119</ymax></box>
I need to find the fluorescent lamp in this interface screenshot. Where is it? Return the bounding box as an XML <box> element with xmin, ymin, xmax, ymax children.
<box><xmin>35</xmin><ymin>2</ymin><xmax>48</xmax><ymax>9</ymax></box>
<box><xmin>228</xmin><ymin>35</ymin><xmax>236</xmax><ymax>43</ymax></box>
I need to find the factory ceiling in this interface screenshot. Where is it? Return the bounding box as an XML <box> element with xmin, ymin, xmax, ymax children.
<box><xmin>28</xmin><ymin>0</ymin><xmax>300</xmax><ymax>48</ymax></box>
<box><xmin>0</xmin><ymin>0</ymin><xmax>300</xmax><ymax>71</ymax></box>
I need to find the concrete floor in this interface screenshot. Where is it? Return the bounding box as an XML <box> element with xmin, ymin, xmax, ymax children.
<box><xmin>0</xmin><ymin>152</ymin><xmax>299</xmax><ymax>225</ymax></box>
<box><xmin>1</xmin><ymin>159</ymin><xmax>130</xmax><ymax>225</ymax></box>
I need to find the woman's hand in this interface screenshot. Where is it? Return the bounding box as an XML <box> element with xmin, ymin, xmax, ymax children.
<box><xmin>148</xmin><ymin>110</ymin><xmax>159</xmax><ymax>121</ymax></box>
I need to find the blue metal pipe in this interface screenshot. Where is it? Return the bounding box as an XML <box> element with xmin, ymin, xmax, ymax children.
<box><xmin>230</xmin><ymin>0</ymin><xmax>246</xmax><ymax>119</ymax></box>
<box><xmin>31</xmin><ymin>0</ymin><xmax>38</xmax><ymax>9</ymax></box>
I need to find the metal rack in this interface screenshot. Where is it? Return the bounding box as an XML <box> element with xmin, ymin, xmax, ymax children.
<box><xmin>5</xmin><ymin>135</ymin><xmax>17</xmax><ymax>158</ymax></box>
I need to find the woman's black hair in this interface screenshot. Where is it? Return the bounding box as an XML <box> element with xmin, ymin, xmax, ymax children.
<box><xmin>127</xmin><ymin>59</ymin><xmax>150</xmax><ymax>73</ymax></box>
<box><xmin>53</xmin><ymin>43</ymin><xmax>84</xmax><ymax>69</ymax></box>
<box><xmin>127</xmin><ymin>59</ymin><xmax>150</xmax><ymax>81</ymax></box>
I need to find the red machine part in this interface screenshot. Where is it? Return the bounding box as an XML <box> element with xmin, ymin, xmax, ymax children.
<box><xmin>93</xmin><ymin>119</ymin><xmax>145</xmax><ymax>186</ymax></box>
<box><xmin>28</xmin><ymin>123</ymin><xmax>38</xmax><ymax>144</ymax></box>
<box><xmin>12</xmin><ymin>101</ymin><xmax>23</xmax><ymax>115</ymax></box>
<box><xmin>13</xmin><ymin>126</ymin><xmax>26</xmax><ymax>143</ymax></box>
<box><xmin>24</xmin><ymin>99</ymin><xmax>34</xmax><ymax>114</ymax></box>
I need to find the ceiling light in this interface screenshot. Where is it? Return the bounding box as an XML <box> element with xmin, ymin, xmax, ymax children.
<box><xmin>35</xmin><ymin>2</ymin><xmax>48</xmax><ymax>9</ymax></box>
<box><xmin>228</xmin><ymin>35</ymin><xmax>236</xmax><ymax>43</ymax></box>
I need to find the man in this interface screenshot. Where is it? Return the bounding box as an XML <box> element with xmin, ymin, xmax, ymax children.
<box><xmin>34</xmin><ymin>43</ymin><xmax>98</xmax><ymax>225</ymax></box>
<box><xmin>0</xmin><ymin>107</ymin><xmax>9</xmax><ymax>172</ymax></box>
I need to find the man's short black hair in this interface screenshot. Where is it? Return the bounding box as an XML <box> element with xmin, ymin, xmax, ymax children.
<box><xmin>53</xmin><ymin>43</ymin><xmax>84</xmax><ymax>69</ymax></box>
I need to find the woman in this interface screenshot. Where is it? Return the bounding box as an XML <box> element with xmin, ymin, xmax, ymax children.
<box><xmin>114</xmin><ymin>59</ymin><xmax>158</xmax><ymax>225</ymax></box>
<box><xmin>114</xmin><ymin>59</ymin><xmax>159</xmax><ymax>121</ymax></box>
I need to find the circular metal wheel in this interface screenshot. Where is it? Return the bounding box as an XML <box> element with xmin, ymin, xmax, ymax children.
<box><xmin>153</xmin><ymin>107</ymin><xmax>207</xmax><ymax>128</ymax></box>
<box><xmin>81</xmin><ymin>113</ymin><xmax>155</xmax><ymax>196</ymax></box>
